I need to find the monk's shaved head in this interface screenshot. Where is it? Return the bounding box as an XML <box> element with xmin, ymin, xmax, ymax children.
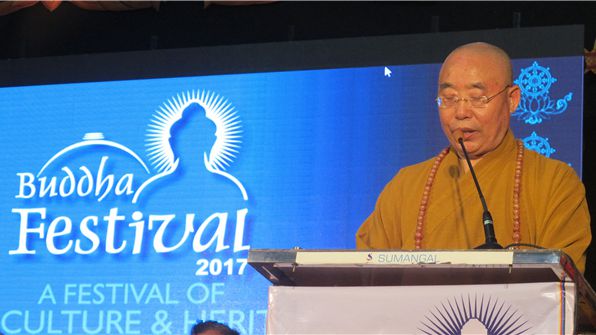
<box><xmin>441</xmin><ymin>42</ymin><xmax>513</xmax><ymax>85</ymax></box>
<box><xmin>437</xmin><ymin>41</ymin><xmax>521</xmax><ymax>161</ymax></box>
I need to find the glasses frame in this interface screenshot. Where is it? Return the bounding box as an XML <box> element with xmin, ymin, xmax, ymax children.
<box><xmin>436</xmin><ymin>85</ymin><xmax>511</xmax><ymax>109</ymax></box>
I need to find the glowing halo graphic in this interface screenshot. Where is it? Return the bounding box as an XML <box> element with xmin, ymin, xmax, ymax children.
<box><xmin>145</xmin><ymin>90</ymin><xmax>242</xmax><ymax>173</ymax></box>
<box><xmin>418</xmin><ymin>294</ymin><xmax>530</xmax><ymax>335</ymax></box>
<box><xmin>142</xmin><ymin>90</ymin><xmax>247</xmax><ymax>201</ymax></box>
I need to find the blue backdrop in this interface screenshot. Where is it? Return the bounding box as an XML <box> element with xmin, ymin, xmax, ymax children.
<box><xmin>0</xmin><ymin>56</ymin><xmax>583</xmax><ymax>335</ymax></box>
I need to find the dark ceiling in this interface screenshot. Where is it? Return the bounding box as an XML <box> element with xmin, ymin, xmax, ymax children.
<box><xmin>1</xmin><ymin>1</ymin><xmax>595</xmax><ymax>59</ymax></box>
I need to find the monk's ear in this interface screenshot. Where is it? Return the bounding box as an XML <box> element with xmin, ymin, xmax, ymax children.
<box><xmin>508</xmin><ymin>85</ymin><xmax>521</xmax><ymax>114</ymax></box>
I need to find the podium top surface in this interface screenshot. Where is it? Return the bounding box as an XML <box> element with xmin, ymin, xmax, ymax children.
<box><xmin>248</xmin><ymin>249</ymin><xmax>580</xmax><ymax>287</ymax></box>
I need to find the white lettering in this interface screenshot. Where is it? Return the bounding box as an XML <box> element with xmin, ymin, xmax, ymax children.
<box><xmin>104</xmin><ymin>208</ymin><xmax>126</xmax><ymax>254</ymax></box>
<box><xmin>16</xmin><ymin>173</ymin><xmax>35</xmax><ymax>198</ymax></box>
<box><xmin>77</xmin><ymin>166</ymin><xmax>94</xmax><ymax>196</ymax></box>
<box><xmin>115</xmin><ymin>174</ymin><xmax>134</xmax><ymax>196</ymax></box>
<box><xmin>38</xmin><ymin>284</ymin><xmax>57</xmax><ymax>304</ymax></box>
<box><xmin>193</xmin><ymin>212</ymin><xmax>229</xmax><ymax>253</ymax></box>
<box><xmin>9</xmin><ymin>207</ymin><xmax>46</xmax><ymax>255</ymax></box>
<box><xmin>8</xmin><ymin>208</ymin><xmax>250</xmax><ymax>256</ymax></box>
<box><xmin>39</xmin><ymin>176</ymin><xmax>58</xmax><ymax>197</ymax></box>
<box><xmin>58</xmin><ymin>167</ymin><xmax>76</xmax><ymax>197</ymax></box>
<box><xmin>128</xmin><ymin>211</ymin><xmax>145</xmax><ymax>255</ymax></box>
<box><xmin>95</xmin><ymin>156</ymin><xmax>114</xmax><ymax>201</ymax></box>
<box><xmin>15</xmin><ymin>156</ymin><xmax>138</xmax><ymax>201</ymax></box>
<box><xmin>234</xmin><ymin>208</ymin><xmax>250</xmax><ymax>252</ymax></box>
<box><xmin>46</xmin><ymin>216</ymin><xmax>73</xmax><ymax>255</ymax></box>
<box><xmin>152</xmin><ymin>214</ymin><xmax>194</xmax><ymax>253</ymax></box>
<box><xmin>75</xmin><ymin>216</ymin><xmax>100</xmax><ymax>254</ymax></box>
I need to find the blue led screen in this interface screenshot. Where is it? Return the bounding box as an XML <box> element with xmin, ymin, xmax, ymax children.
<box><xmin>0</xmin><ymin>54</ymin><xmax>584</xmax><ymax>335</ymax></box>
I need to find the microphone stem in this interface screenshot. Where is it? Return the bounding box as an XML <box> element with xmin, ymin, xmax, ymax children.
<box><xmin>459</xmin><ymin>140</ymin><xmax>488</xmax><ymax>210</ymax></box>
<box><xmin>457</xmin><ymin>138</ymin><xmax>502</xmax><ymax>249</ymax></box>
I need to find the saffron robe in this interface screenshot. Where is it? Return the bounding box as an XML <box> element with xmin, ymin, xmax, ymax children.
<box><xmin>356</xmin><ymin>131</ymin><xmax>591</xmax><ymax>272</ymax></box>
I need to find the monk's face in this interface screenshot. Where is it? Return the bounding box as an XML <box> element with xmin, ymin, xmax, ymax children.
<box><xmin>437</xmin><ymin>47</ymin><xmax>520</xmax><ymax>160</ymax></box>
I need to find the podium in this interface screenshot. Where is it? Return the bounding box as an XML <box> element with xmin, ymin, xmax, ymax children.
<box><xmin>249</xmin><ymin>249</ymin><xmax>596</xmax><ymax>334</ymax></box>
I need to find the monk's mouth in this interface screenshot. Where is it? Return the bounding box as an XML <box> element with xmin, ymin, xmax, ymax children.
<box><xmin>452</xmin><ymin>128</ymin><xmax>477</xmax><ymax>141</ymax></box>
<box><xmin>461</xmin><ymin>130</ymin><xmax>477</xmax><ymax>140</ymax></box>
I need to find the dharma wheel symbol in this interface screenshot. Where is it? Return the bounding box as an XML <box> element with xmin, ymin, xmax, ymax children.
<box><xmin>512</xmin><ymin>61</ymin><xmax>573</xmax><ymax>125</ymax></box>
<box><xmin>517</xmin><ymin>61</ymin><xmax>555</xmax><ymax>98</ymax></box>
<box><xmin>523</xmin><ymin>131</ymin><xmax>556</xmax><ymax>158</ymax></box>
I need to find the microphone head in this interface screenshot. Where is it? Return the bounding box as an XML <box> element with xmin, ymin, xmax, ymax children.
<box><xmin>453</xmin><ymin>129</ymin><xmax>464</xmax><ymax>144</ymax></box>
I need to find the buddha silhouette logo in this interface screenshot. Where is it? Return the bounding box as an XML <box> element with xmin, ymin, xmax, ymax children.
<box><xmin>11</xmin><ymin>89</ymin><xmax>251</xmax><ymax>257</ymax></box>
<box><xmin>16</xmin><ymin>89</ymin><xmax>247</xmax><ymax>204</ymax></box>
<box><xmin>134</xmin><ymin>90</ymin><xmax>247</xmax><ymax>203</ymax></box>
<box><xmin>418</xmin><ymin>294</ymin><xmax>530</xmax><ymax>335</ymax></box>
<box><xmin>512</xmin><ymin>61</ymin><xmax>573</xmax><ymax>125</ymax></box>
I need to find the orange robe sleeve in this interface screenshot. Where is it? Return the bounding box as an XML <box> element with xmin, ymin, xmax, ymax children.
<box><xmin>356</xmin><ymin>172</ymin><xmax>403</xmax><ymax>250</ymax></box>
<box><xmin>535</xmin><ymin>162</ymin><xmax>591</xmax><ymax>273</ymax></box>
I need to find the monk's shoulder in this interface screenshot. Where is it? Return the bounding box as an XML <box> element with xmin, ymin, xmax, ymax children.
<box><xmin>523</xmin><ymin>148</ymin><xmax>582</xmax><ymax>187</ymax></box>
<box><xmin>385</xmin><ymin>157</ymin><xmax>436</xmax><ymax>190</ymax></box>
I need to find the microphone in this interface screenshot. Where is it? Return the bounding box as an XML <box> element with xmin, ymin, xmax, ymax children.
<box><xmin>454</xmin><ymin>130</ymin><xmax>503</xmax><ymax>249</ymax></box>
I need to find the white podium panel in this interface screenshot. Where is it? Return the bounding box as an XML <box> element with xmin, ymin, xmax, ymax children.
<box><xmin>267</xmin><ymin>282</ymin><xmax>575</xmax><ymax>334</ymax></box>
<box><xmin>250</xmin><ymin>249</ymin><xmax>596</xmax><ymax>333</ymax></box>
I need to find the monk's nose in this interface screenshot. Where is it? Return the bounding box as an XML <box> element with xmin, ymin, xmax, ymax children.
<box><xmin>454</xmin><ymin>99</ymin><xmax>473</xmax><ymax>119</ymax></box>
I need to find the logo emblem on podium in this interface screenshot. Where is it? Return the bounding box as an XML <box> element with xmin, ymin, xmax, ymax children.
<box><xmin>418</xmin><ymin>294</ymin><xmax>530</xmax><ymax>334</ymax></box>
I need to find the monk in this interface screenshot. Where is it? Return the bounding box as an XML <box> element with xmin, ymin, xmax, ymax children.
<box><xmin>356</xmin><ymin>42</ymin><xmax>591</xmax><ymax>272</ymax></box>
